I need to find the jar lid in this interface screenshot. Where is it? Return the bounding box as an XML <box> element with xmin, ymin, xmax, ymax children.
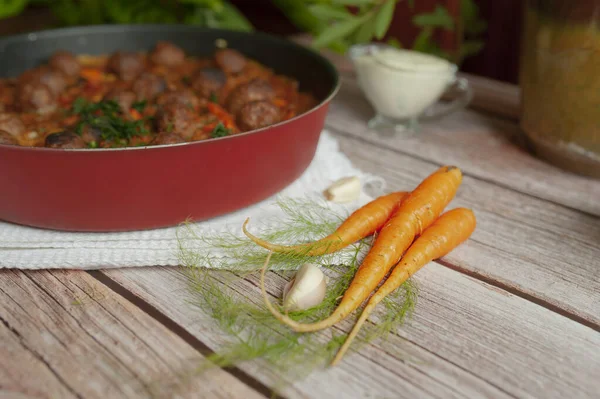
<box><xmin>372</xmin><ymin>48</ymin><xmax>452</xmax><ymax>72</ymax></box>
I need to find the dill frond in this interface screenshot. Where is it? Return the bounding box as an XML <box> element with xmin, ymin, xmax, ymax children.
<box><xmin>176</xmin><ymin>195</ymin><xmax>418</xmax><ymax>388</ymax></box>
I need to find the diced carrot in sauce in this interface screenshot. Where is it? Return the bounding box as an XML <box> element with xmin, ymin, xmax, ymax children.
<box><xmin>62</xmin><ymin>115</ymin><xmax>79</xmax><ymax>126</ymax></box>
<box><xmin>58</xmin><ymin>96</ymin><xmax>72</xmax><ymax>107</ymax></box>
<box><xmin>80</xmin><ymin>68</ymin><xmax>105</xmax><ymax>82</ymax></box>
<box><xmin>129</xmin><ymin>135</ymin><xmax>153</xmax><ymax>146</ymax></box>
<box><xmin>129</xmin><ymin>109</ymin><xmax>143</xmax><ymax>121</ymax></box>
<box><xmin>207</xmin><ymin>102</ymin><xmax>236</xmax><ymax>128</ymax></box>
<box><xmin>202</xmin><ymin>122</ymin><xmax>218</xmax><ymax>133</ymax></box>
<box><xmin>273</xmin><ymin>98</ymin><xmax>287</xmax><ymax>107</ymax></box>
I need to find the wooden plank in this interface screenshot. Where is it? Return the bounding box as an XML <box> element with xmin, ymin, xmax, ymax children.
<box><xmin>334</xmin><ymin>133</ymin><xmax>600</xmax><ymax>326</ymax></box>
<box><xmin>104</xmin><ymin>266</ymin><xmax>512</xmax><ymax>399</ymax></box>
<box><xmin>326</xmin><ymin>77</ymin><xmax>600</xmax><ymax>216</ymax></box>
<box><xmin>0</xmin><ymin>269</ymin><xmax>263</xmax><ymax>399</ymax></box>
<box><xmin>460</xmin><ymin>73</ymin><xmax>520</xmax><ymax>120</ymax></box>
<box><xmin>404</xmin><ymin>264</ymin><xmax>600</xmax><ymax>399</ymax></box>
<box><xmin>1</xmin><ymin>320</ymin><xmax>76</xmax><ymax>399</ymax></box>
<box><xmin>103</xmin><ymin>265</ymin><xmax>600</xmax><ymax>399</ymax></box>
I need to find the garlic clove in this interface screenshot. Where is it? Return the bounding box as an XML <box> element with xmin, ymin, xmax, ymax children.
<box><xmin>283</xmin><ymin>278</ymin><xmax>295</xmax><ymax>299</ymax></box>
<box><xmin>282</xmin><ymin>263</ymin><xmax>327</xmax><ymax>312</ymax></box>
<box><xmin>323</xmin><ymin>176</ymin><xmax>361</xmax><ymax>203</ymax></box>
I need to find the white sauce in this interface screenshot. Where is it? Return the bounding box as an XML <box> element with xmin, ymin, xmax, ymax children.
<box><xmin>352</xmin><ymin>47</ymin><xmax>456</xmax><ymax>119</ymax></box>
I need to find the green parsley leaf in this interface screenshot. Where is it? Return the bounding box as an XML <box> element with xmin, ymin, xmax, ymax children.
<box><xmin>132</xmin><ymin>100</ymin><xmax>147</xmax><ymax>113</ymax></box>
<box><xmin>210</xmin><ymin>122</ymin><xmax>230</xmax><ymax>138</ymax></box>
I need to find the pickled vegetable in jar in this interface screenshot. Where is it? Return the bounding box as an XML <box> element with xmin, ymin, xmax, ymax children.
<box><xmin>520</xmin><ymin>0</ymin><xmax>600</xmax><ymax>177</ymax></box>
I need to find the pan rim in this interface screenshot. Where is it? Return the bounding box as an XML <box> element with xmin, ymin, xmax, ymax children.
<box><xmin>0</xmin><ymin>24</ymin><xmax>340</xmax><ymax>153</ymax></box>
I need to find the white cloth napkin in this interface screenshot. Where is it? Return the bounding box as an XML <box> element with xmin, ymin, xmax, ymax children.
<box><xmin>0</xmin><ymin>131</ymin><xmax>384</xmax><ymax>270</ymax></box>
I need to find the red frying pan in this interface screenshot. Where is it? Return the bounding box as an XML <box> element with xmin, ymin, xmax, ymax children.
<box><xmin>0</xmin><ymin>25</ymin><xmax>339</xmax><ymax>232</ymax></box>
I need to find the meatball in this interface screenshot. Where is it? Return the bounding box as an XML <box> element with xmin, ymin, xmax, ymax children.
<box><xmin>215</xmin><ymin>49</ymin><xmax>247</xmax><ymax>74</ymax></box>
<box><xmin>150</xmin><ymin>41</ymin><xmax>185</xmax><ymax>67</ymax></box>
<box><xmin>156</xmin><ymin>89</ymin><xmax>200</xmax><ymax>109</ymax></box>
<box><xmin>103</xmin><ymin>88</ymin><xmax>136</xmax><ymax>114</ymax></box>
<box><xmin>0</xmin><ymin>130</ymin><xmax>18</xmax><ymax>145</ymax></box>
<box><xmin>30</xmin><ymin>67</ymin><xmax>67</xmax><ymax>96</ymax></box>
<box><xmin>236</xmin><ymin>101</ymin><xmax>280</xmax><ymax>131</ymax></box>
<box><xmin>0</xmin><ymin>113</ymin><xmax>25</xmax><ymax>136</ymax></box>
<box><xmin>44</xmin><ymin>131</ymin><xmax>85</xmax><ymax>149</ymax></box>
<box><xmin>16</xmin><ymin>81</ymin><xmax>56</xmax><ymax>113</ymax></box>
<box><xmin>107</xmin><ymin>52</ymin><xmax>145</xmax><ymax>82</ymax></box>
<box><xmin>49</xmin><ymin>51</ymin><xmax>80</xmax><ymax>77</ymax></box>
<box><xmin>191</xmin><ymin>67</ymin><xmax>226</xmax><ymax>99</ymax></box>
<box><xmin>151</xmin><ymin>131</ymin><xmax>186</xmax><ymax>145</ymax></box>
<box><xmin>132</xmin><ymin>73</ymin><xmax>166</xmax><ymax>101</ymax></box>
<box><xmin>155</xmin><ymin>104</ymin><xmax>197</xmax><ymax>139</ymax></box>
<box><xmin>226</xmin><ymin>79</ymin><xmax>275</xmax><ymax>115</ymax></box>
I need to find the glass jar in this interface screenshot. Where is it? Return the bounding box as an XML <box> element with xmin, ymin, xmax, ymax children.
<box><xmin>520</xmin><ymin>0</ymin><xmax>600</xmax><ymax>178</ymax></box>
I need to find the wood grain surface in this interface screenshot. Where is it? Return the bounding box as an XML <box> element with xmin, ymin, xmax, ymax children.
<box><xmin>1</xmin><ymin>41</ymin><xmax>599</xmax><ymax>399</ymax></box>
<box><xmin>0</xmin><ymin>270</ymin><xmax>263</xmax><ymax>399</ymax></box>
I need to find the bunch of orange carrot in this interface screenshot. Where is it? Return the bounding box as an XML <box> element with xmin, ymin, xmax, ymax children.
<box><xmin>242</xmin><ymin>165</ymin><xmax>476</xmax><ymax>365</ymax></box>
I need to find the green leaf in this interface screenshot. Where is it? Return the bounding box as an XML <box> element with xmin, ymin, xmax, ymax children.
<box><xmin>312</xmin><ymin>16</ymin><xmax>365</xmax><ymax>49</ymax></box>
<box><xmin>132</xmin><ymin>100</ymin><xmax>147</xmax><ymax>113</ymax></box>
<box><xmin>461</xmin><ymin>0</ymin><xmax>487</xmax><ymax>35</ymax></box>
<box><xmin>412</xmin><ymin>28</ymin><xmax>451</xmax><ymax>60</ymax></box>
<box><xmin>0</xmin><ymin>0</ymin><xmax>28</xmax><ymax>19</ymax></box>
<box><xmin>103</xmin><ymin>0</ymin><xmax>136</xmax><ymax>23</ymax></box>
<box><xmin>412</xmin><ymin>27</ymin><xmax>433</xmax><ymax>52</ymax></box>
<box><xmin>328</xmin><ymin>39</ymin><xmax>350</xmax><ymax>54</ymax></box>
<box><xmin>210</xmin><ymin>122</ymin><xmax>230</xmax><ymax>138</ymax></box>
<box><xmin>413</xmin><ymin>5</ymin><xmax>454</xmax><ymax>31</ymax></box>
<box><xmin>386</xmin><ymin>37</ymin><xmax>402</xmax><ymax>48</ymax></box>
<box><xmin>183</xmin><ymin>6</ymin><xmax>205</xmax><ymax>25</ymax></box>
<box><xmin>215</xmin><ymin>2</ymin><xmax>254</xmax><ymax>31</ymax></box>
<box><xmin>272</xmin><ymin>0</ymin><xmax>328</xmax><ymax>35</ymax></box>
<box><xmin>332</xmin><ymin>0</ymin><xmax>375</xmax><ymax>5</ymax></box>
<box><xmin>219</xmin><ymin>2</ymin><xmax>254</xmax><ymax>32</ymax></box>
<box><xmin>308</xmin><ymin>4</ymin><xmax>352</xmax><ymax>21</ymax></box>
<box><xmin>374</xmin><ymin>0</ymin><xmax>395</xmax><ymax>39</ymax></box>
<box><xmin>352</xmin><ymin>14</ymin><xmax>376</xmax><ymax>44</ymax></box>
<box><xmin>459</xmin><ymin>39</ymin><xmax>484</xmax><ymax>60</ymax></box>
<box><xmin>179</xmin><ymin>0</ymin><xmax>222</xmax><ymax>9</ymax></box>
<box><xmin>50</xmin><ymin>0</ymin><xmax>82</xmax><ymax>25</ymax></box>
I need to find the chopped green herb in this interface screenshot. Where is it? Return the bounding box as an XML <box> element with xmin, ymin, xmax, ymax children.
<box><xmin>131</xmin><ymin>100</ymin><xmax>147</xmax><ymax>113</ymax></box>
<box><xmin>166</xmin><ymin>122</ymin><xmax>174</xmax><ymax>133</ymax></box>
<box><xmin>88</xmin><ymin>141</ymin><xmax>98</xmax><ymax>148</ymax></box>
<box><xmin>210</xmin><ymin>122</ymin><xmax>230</xmax><ymax>138</ymax></box>
<box><xmin>71</xmin><ymin>97</ymin><xmax>150</xmax><ymax>146</ymax></box>
<box><xmin>71</xmin><ymin>97</ymin><xmax>88</xmax><ymax>115</ymax></box>
<box><xmin>209</xmin><ymin>92</ymin><xmax>218</xmax><ymax>103</ymax></box>
<box><xmin>182</xmin><ymin>75</ymin><xmax>191</xmax><ymax>85</ymax></box>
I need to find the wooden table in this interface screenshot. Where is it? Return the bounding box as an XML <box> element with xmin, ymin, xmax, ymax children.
<box><xmin>2</xmin><ymin>58</ymin><xmax>599</xmax><ymax>399</ymax></box>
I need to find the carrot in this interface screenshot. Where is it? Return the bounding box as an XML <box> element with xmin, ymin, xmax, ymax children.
<box><xmin>273</xmin><ymin>98</ymin><xmax>287</xmax><ymax>107</ymax></box>
<box><xmin>80</xmin><ymin>68</ymin><xmax>104</xmax><ymax>83</ymax></box>
<box><xmin>331</xmin><ymin>207</ymin><xmax>476</xmax><ymax>365</ymax></box>
<box><xmin>207</xmin><ymin>102</ymin><xmax>236</xmax><ymax>129</ymax></box>
<box><xmin>202</xmin><ymin>122</ymin><xmax>219</xmax><ymax>133</ymax></box>
<box><xmin>243</xmin><ymin>191</ymin><xmax>408</xmax><ymax>256</ymax></box>
<box><xmin>129</xmin><ymin>109</ymin><xmax>143</xmax><ymax>121</ymax></box>
<box><xmin>260</xmin><ymin>166</ymin><xmax>463</xmax><ymax>333</ymax></box>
